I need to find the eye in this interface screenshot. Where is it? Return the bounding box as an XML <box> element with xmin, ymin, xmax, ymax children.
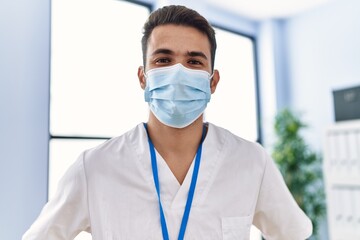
<box><xmin>155</xmin><ymin>58</ymin><xmax>171</xmax><ymax>65</ymax></box>
<box><xmin>188</xmin><ymin>59</ymin><xmax>203</xmax><ymax>65</ymax></box>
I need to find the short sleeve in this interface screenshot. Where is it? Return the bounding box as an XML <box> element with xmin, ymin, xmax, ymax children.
<box><xmin>253</xmin><ymin>151</ymin><xmax>313</xmax><ymax>240</ymax></box>
<box><xmin>22</xmin><ymin>152</ymin><xmax>91</xmax><ymax>240</ymax></box>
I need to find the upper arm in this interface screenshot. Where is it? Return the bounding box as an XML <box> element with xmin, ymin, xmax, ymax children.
<box><xmin>253</xmin><ymin>150</ymin><xmax>313</xmax><ymax>240</ymax></box>
<box><xmin>22</xmin><ymin>152</ymin><xmax>91</xmax><ymax>240</ymax></box>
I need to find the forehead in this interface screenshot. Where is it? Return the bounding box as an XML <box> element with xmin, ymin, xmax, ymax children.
<box><xmin>147</xmin><ymin>24</ymin><xmax>211</xmax><ymax>56</ymax></box>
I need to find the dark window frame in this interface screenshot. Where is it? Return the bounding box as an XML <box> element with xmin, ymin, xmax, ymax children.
<box><xmin>48</xmin><ymin>0</ymin><xmax>153</xmax><ymax>200</ymax></box>
<box><xmin>211</xmin><ymin>24</ymin><xmax>262</xmax><ymax>144</ymax></box>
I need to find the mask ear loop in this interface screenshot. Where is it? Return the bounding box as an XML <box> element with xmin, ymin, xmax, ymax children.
<box><xmin>143</xmin><ymin>69</ymin><xmax>149</xmax><ymax>89</ymax></box>
<box><xmin>209</xmin><ymin>72</ymin><xmax>214</xmax><ymax>81</ymax></box>
<box><xmin>143</xmin><ymin>71</ymin><xmax>148</xmax><ymax>80</ymax></box>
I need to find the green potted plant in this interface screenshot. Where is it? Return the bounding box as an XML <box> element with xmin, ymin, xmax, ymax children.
<box><xmin>272</xmin><ymin>108</ymin><xmax>326</xmax><ymax>239</ymax></box>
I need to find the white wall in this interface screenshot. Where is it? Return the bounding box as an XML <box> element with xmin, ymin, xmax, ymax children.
<box><xmin>0</xmin><ymin>0</ymin><xmax>50</xmax><ymax>239</ymax></box>
<box><xmin>260</xmin><ymin>2</ymin><xmax>360</xmax><ymax>239</ymax></box>
<box><xmin>281</xmin><ymin>0</ymin><xmax>360</xmax><ymax>151</ymax></box>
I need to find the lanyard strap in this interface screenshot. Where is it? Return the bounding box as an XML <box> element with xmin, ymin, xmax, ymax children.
<box><xmin>144</xmin><ymin>123</ymin><xmax>206</xmax><ymax>240</ymax></box>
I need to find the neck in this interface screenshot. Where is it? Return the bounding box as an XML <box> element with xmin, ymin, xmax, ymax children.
<box><xmin>146</xmin><ymin>113</ymin><xmax>205</xmax><ymax>154</ymax></box>
<box><xmin>145</xmin><ymin>113</ymin><xmax>207</xmax><ymax>184</ymax></box>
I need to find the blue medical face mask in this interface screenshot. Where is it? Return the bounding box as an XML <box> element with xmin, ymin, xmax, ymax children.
<box><xmin>144</xmin><ymin>63</ymin><xmax>212</xmax><ymax>128</ymax></box>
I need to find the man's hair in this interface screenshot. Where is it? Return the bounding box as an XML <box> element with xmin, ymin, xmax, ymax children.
<box><xmin>141</xmin><ymin>5</ymin><xmax>217</xmax><ymax>70</ymax></box>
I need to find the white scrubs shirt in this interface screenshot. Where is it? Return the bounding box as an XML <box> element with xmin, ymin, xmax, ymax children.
<box><xmin>23</xmin><ymin>123</ymin><xmax>312</xmax><ymax>240</ymax></box>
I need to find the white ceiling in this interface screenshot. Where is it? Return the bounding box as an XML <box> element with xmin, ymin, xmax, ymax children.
<box><xmin>206</xmin><ymin>0</ymin><xmax>332</xmax><ymax>20</ymax></box>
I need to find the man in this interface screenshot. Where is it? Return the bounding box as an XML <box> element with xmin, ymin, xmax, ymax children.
<box><xmin>23</xmin><ymin>5</ymin><xmax>312</xmax><ymax>240</ymax></box>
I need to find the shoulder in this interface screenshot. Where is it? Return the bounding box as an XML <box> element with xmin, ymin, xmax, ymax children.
<box><xmin>85</xmin><ymin>123</ymin><xmax>145</xmax><ymax>153</ymax></box>
<box><xmin>81</xmin><ymin>123</ymin><xmax>147</xmax><ymax>166</ymax></box>
<box><xmin>206</xmin><ymin>122</ymin><xmax>269</xmax><ymax>177</ymax></box>
<box><xmin>208</xmin><ymin>122</ymin><xmax>267</xmax><ymax>159</ymax></box>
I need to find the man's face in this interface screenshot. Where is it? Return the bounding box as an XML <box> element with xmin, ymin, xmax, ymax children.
<box><xmin>145</xmin><ymin>24</ymin><xmax>212</xmax><ymax>74</ymax></box>
<box><xmin>138</xmin><ymin>24</ymin><xmax>219</xmax><ymax>94</ymax></box>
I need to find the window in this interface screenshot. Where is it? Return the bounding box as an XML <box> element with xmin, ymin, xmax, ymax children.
<box><xmin>206</xmin><ymin>26</ymin><xmax>260</xmax><ymax>143</ymax></box>
<box><xmin>49</xmin><ymin>2</ymin><xmax>261</xmax><ymax>239</ymax></box>
<box><xmin>49</xmin><ymin>0</ymin><xmax>150</xmax><ymax>239</ymax></box>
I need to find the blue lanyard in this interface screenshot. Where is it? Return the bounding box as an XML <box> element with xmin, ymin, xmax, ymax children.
<box><xmin>144</xmin><ymin>123</ymin><xmax>206</xmax><ymax>240</ymax></box>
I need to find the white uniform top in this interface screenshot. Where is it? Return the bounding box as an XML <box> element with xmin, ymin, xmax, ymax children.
<box><xmin>23</xmin><ymin>123</ymin><xmax>312</xmax><ymax>240</ymax></box>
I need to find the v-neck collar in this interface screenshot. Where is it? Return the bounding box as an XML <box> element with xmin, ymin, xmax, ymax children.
<box><xmin>133</xmin><ymin>122</ymin><xmax>227</xmax><ymax>209</ymax></box>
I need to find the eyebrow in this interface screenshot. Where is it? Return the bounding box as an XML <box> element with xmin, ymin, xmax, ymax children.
<box><xmin>151</xmin><ymin>48</ymin><xmax>174</xmax><ymax>56</ymax></box>
<box><xmin>150</xmin><ymin>48</ymin><xmax>208</xmax><ymax>60</ymax></box>
<box><xmin>187</xmin><ymin>51</ymin><xmax>208</xmax><ymax>60</ymax></box>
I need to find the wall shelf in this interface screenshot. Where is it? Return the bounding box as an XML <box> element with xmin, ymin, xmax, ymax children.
<box><xmin>323</xmin><ymin>120</ymin><xmax>360</xmax><ymax>240</ymax></box>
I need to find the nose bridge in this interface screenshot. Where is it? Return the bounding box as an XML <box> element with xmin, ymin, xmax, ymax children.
<box><xmin>172</xmin><ymin>53</ymin><xmax>188</xmax><ymax>67</ymax></box>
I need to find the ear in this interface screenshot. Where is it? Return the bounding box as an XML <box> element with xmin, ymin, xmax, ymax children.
<box><xmin>210</xmin><ymin>69</ymin><xmax>220</xmax><ymax>94</ymax></box>
<box><xmin>138</xmin><ymin>66</ymin><xmax>146</xmax><ymax>90</ymax></box>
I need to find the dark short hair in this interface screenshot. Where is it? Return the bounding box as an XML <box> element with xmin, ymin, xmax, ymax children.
<box><xmin>141</xmin><ymin>5</ymin><xmax>217</xmax><ymax>70</ymax></box>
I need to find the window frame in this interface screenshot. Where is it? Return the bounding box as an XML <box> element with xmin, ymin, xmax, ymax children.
<box><xmin>210</xmin><ymin>23</ymin><xmax>262</xmax><ymax>144</ymax></box>
<box><xmin>47</xmin><ymin>3</ymin><xmax>263</xmax><ymax>239</ymax></box>
<box><xmin>47</xmin><ymin>3</ymin><xmax>262</xmax><ymax>197</ymax></box>
<box><xmin>47</xmin><ymin>0</ymin><xmax>153</xmax><ymax>200</ymax></box>
<box><xmin>49</xmin><ymin>0</ymin><xmax>152</xmax><ymax>140</ymax></box>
